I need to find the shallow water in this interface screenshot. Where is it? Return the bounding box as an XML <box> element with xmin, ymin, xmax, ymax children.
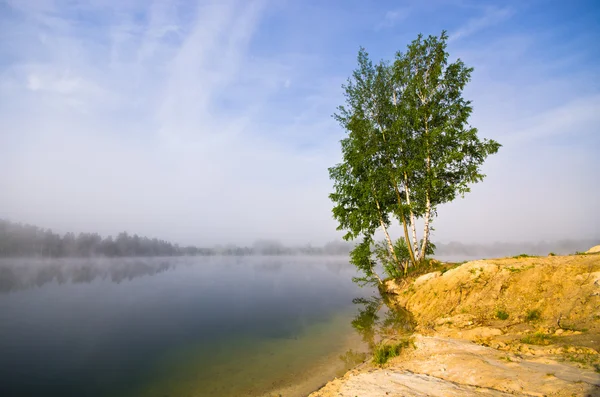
<box><xmin>0</xmin><ymin>256</ymin><xmax>378</xmax><ymax>397</ymax></box>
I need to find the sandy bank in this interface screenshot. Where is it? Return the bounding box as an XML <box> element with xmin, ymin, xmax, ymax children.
<box><xmin>310</xmin><ymin>253</ymin><xmax>600</xmax><ymax>397</ymax></box>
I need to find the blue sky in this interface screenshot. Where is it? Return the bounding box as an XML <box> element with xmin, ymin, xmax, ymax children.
<box><xmin>1</xmin><ymin>0</ymin><xmax>599</xmax><ymax>245</ymax></box>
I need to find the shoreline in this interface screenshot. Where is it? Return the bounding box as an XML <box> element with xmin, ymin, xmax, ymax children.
<box><xmin>310</xmin><ymin>253</ymin><xmax>600</xmax><ymax>396</ymax></box>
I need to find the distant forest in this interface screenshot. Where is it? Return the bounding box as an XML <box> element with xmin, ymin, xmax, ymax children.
<box><xmin>1</xmin><ymin>219</ymin><xmax>595</xmax><ymax>259</ymax></box>
<box><xmin>0</xmin><ymin>219</ymin><xmax>352</xmax><ymax>258</ymax></box>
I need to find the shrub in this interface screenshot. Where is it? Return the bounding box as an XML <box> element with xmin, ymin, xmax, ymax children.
<box><xmin>512</xmin><ymin>253</ymin><xmax>533</xmax><ymax>259</ymax></box>
<box><xmin>548</xmin><ymin>252</ymin><xmax>556</xmax><ymax>256</ymax></box>
<box><xmin>525</xmin><ymin>309</ymin><xmax>541</xmax><ymax>322</ymax></box>
<box><xmin>496</xmin><ymin>310</ymin><xmax>509</xmax><ymax>320</ymax></box>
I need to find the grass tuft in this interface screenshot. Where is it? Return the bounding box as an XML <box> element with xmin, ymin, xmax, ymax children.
<box><xmin>525</xmin><ymin>308</ymin><xmax>541</xmax><ymax>322</ymax></box>
<box><xmin>372</xmin><ymin>339</ymin><xmax>413</xmax><ymax>365</ymax></box>
<box><xmin>521</xmin><ymin>331</ymin><xmax>553</xmax><ymax>345</ymax></box>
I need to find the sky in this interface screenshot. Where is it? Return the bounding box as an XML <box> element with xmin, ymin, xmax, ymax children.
<box><xmin>0</xmin><ymin>0</ymin><xmax>599</xmax><ymax>246</ymax></box>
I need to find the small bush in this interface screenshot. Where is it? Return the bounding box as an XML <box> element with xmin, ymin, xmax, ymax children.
<box><xmin>372</xmin><ymin>339</ymin><xmax>413</xmax><ymax>365</ymax></box>
<box><xmin>525</xmin><ymin>309</ymin><xmax>541</xmax><ymax>322</ymax></box>
<box><xmin>496</xmin><ymin>310</ymin><xmax>509</xmax><ymax>320</ymax></box>
<box><xmin>513</xmin><ymin>253</ymin><xmax>532</xmax><ymax>259</ymax></box>
<box><xmin>521</xmin><ymin>332</ymin><xmax>552</xmax><ymax>345</ymax></box>
<box><xmin>548</xmin><ymin>252</ymin><xmax>556</xmax><ymax>256</ymax></box>
<box><xmin>575</xmin><ymin>251</ymin><xmax>587</xmax><ymax>255</ymax></box>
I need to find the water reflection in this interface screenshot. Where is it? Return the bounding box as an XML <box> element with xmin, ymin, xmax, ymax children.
<box><xmin>337</xmin><ymin>293</ymin><xmax>415</xmax><ymax>369</ymax></box>
<box><xmin>350</xmin><ymin>294</ymin><xmax>415</xmax><ymax>349</ymax></box>
<box><xmin>0</xmin><ymin>258</ymin><xmax>176</xmax><ymax>293</ymax></box>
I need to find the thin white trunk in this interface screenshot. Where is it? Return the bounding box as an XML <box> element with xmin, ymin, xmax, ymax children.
<box><xmin>420</xmin><ymin>192</ymin><xmax>431</xmax><ymax>259</ymax></box>
<box><xmin>420</xmin><ymin>152</ymin><xmax>432</xmax><ymax>258</ymax></box>
<box><xmin>375</xmin><ymin>196</ymin><xmax>402</xmax><ymax>271</ymax></box>
<box><xmin>380</xmin><ymin>220</ymin><xmax>401</xmax><ymax>270</ymax></box>
<box><xmin>403</xmin><ymin>174</ymin><xmax>420</xmax><ymax>261</ymax></box>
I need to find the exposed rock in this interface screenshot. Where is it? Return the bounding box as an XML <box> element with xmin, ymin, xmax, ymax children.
<box><xmin>311</xmin><ymin>335</ymin><xmax>600</xmax><ymax>397</ymax></box>
<box><xmin>587</xmin><ymin>245</ymin><xmax>600</xmax><ymax>254</ymax></box>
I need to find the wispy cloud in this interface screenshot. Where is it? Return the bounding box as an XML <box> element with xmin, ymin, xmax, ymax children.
<box><xmin>375</xmin><ymin>8</ymin><xmax>410</xmax><ymax>30</ymax></box>
<box><xmin>449</xmin><ymin>6</ymin><xmax>513</xmax><ymax>42</ymax></box>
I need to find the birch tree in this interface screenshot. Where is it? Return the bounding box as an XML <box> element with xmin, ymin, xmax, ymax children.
<box><xmin>329</xmin><ymin>32</ymin><xmax>500</xmax><ymax>282</ymax></box>
<box><xmin>392</xmin><ymin>31</ymin><xmax>501</xmax><ymax>262</ymax></box>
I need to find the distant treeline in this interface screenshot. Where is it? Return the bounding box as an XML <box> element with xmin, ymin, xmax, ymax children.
<box><xmin>0</xmin><ymin>219</ymin><xmax>353</xmax><ymax>258</ymax></box>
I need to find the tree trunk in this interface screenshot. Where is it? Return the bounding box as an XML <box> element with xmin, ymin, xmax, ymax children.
<box><xmin>372</xmin><ymin>269</ymin><xmax>383</xmax><ymax>285</ymax></box>
<box><xmin>420</xmin><ymin>190</ymin><xmax>431</xmax><ymax>260</ymax></box>
<box><xmin>420</xmin><ymin>142</ymin><xmax>432</xmax><ymax>259</ymax></box>
<box><xmin>374</xmin><ymin>197</ymin><xmax>402</xmax><ymax>272</ymax></box>
<box><xmin>392</xmin><ymin>182</ymin><xmax>416</xmax><ymax>271</ymax></box>
<box><xmin>403</xmin><ymin>173</ymin><xmax>420</xmax><ymax>262</ymax></box>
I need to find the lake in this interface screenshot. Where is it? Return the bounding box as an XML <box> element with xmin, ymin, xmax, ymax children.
<box><xmin>0</xmin><ymin>256</ymin><xmax>385</xmax><ymax>397</ymax></box>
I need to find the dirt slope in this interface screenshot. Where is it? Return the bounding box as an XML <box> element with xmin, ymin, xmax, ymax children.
<box><xmin>385</xmin><ymin>254</ymin><xmax>600</xmax><ymax>336</ymax></box>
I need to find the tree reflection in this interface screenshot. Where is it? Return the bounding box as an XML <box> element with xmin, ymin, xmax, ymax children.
<box><xmin>0</xmin><ymin>259</ymin><xmax>176</xmax><ymax>293</ymax></box>
<box><xmin>350</xmin><ymin>294</ymin><xmax>415</xmax><ymax>349</ymax></box>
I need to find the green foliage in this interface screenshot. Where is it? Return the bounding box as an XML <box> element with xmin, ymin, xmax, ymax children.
<box><xmin>372</xmin><ymin>339</ymin><xmax>413</xmax><ymax>365</ymax></box>
<box><xmin>525</xmin><ymin>309</ymin><xmax>542</xmax><ymax>322</ymax></box>
<box><xmin>350</xmin><ymin>238</ymin><xmax>381</xmax><ymax>286</ymax></box>
<box><xmin>548</xmin><ymin>252</ymin><xmax>556</xmax><ymax>256</ymax></box>
<box><xmin>496</xmin><ymin>310</ymin><xmax>509</xmax><ymax>320</ymax></box>
<box><xmin>329</xmin><ymin>32</ymin><xmax>500</xmax><ymax>284</ymax></box>
<box><xmin>375</xmin><ymin>237</ymin><xmax>411</xmax><ymax>278</ymax></box>
<box><xmin>513</xmin><ymin>253</ymin><xmax>533</xmax><ymax>258</ymax></box>
<box><xmin>520</xmin><ymin>332</ymin><xmax>553</xmax><ymax>345</ymax></box>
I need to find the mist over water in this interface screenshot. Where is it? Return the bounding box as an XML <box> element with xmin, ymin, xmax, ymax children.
<box><xmin>0</xmin><ymin>256</ymin><xmax>377</xmax><ymax>397</ymax></box>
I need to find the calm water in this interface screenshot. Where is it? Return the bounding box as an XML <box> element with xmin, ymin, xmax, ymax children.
<box><xmin>0</xmin><ymin>256</ymin><xmax>391</xmax><ymax>397</ymax></box>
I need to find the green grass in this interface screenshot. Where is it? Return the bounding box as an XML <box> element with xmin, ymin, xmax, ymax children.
<box><xmin>525</xmin><ymin>309</ymin><xmax>541</xmax><ymax>322</ymax></box>
<box><xmin>575</xmin><ymin>251</ymin><xmax>587</xmax><ymax>255</ymax></box>
<box><xmin>372</xmin><ymin>339</ymin><xmax>413</xmax><ymax>365</ymax></box>
<box><xmin>560</xmin><ymin>324</ymin><xmax>589</xmax><ymax>333</ymax></box>
<box><xmin>562</xmin><ymin>349</ymin><xmax>600</xmax><ymax>373</ymax></box>
<box><xmin>512</xmin><ymin>253</ymin><xmax>534</xmax><ymax>259</ymax></box>
<box><xmin>496</xmin><ymin>309</ymin><xmax>509</xmax><ymax>320</ymax></box>
<box><xmin>521</xmin><ymin>332</ymin><xmax>553</xmax><ymax>345</ymax></box>
<box><xmin>506</xmin><ymin>265</ymin><xmax>534</xmax><ymax>273</ymax></box>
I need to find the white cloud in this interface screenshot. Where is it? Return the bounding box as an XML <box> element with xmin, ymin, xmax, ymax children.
<box><xmin>449</xmin><ymin>6</ymin><xmax>513</xmax><ymax>42</ymax></box>
<box><xmin>375</xmin><ymin>8</ymin><xmax>410</xmax><ymax>30</ymax></box>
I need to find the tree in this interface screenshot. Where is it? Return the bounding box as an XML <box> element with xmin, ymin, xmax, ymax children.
<box><xmin>330</xmin><ymin>31</ymin><xmax>500</xmax><ymax>284</ymax></box>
